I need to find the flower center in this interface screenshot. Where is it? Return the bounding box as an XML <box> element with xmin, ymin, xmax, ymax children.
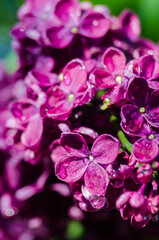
<box><xmin>89</xmin><ymin>155</ymin><xmax>94</xmax><ymax>162</ymax></box>
<box><xmin>101</xmin><ymin>98</ymin><xmax>110</xmax><ymax>110</ymax></box>
<box><xmin>148</xmin><ymin>134</ymin><xmax>155</xmax><ymax>140</ymax></box>
<box><xmin>139</xmin><ymin>107</ymin><xmax>146</xmax><ymax>113</ymax></box>
<box><xmin>115</xmin><ymin>75</ymin><xmax>122</xmax><ymax>83</ymax></box>
<box><xmin>41</xmin><ymin>12</ymin><xmax>48</xmax><ymax>20</ymax></box>
<box><xmin>58</xmin><ymin>73</ymin><xmax>63</xmax><ymax>81</ymax></box>
<box><xmin>67</xmin><ymin>93</ymin><xmax>75</xmax><ymax>102</ymax></box>
<box><xmin>71</xmin><ymin>27</ymin><xmax>78</xmax><ymax>34</ymax></box>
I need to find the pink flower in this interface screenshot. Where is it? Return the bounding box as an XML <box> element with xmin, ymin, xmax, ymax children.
<box><xmin>56</xmin><ymin>132</ymin><xmax>120</xmax><ymax>195</ymax></box>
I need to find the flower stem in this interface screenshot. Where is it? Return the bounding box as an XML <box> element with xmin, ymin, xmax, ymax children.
<box><xmin>117</xmin><ymin>130</ymin><xmax>132</xmax><ymax>153</ymax></box>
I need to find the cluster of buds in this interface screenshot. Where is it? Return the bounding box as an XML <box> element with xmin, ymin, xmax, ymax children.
<box><xmin>1</xmin><ymin>0</ymin><xmax>159</xmax><ymax>238</ymax></box>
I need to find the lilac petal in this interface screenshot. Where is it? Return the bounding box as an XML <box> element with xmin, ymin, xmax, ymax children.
<box><xmin>61</xmin><ymin>132</ymin><xmax>89</xmax><ymax>157</ymax></box>
<box><xmin>84</xmin><ymin>162</ymin><xmax>109</xmax><ymax>195</ymax></box>
<box><xmin>55</xmin><ymin>0</ymin><xmax>80</xmax><ymax>22</ymax></box>
<box><xmin>31</xmin><ymin>71</ymin><xmax>58</xmax><ymax>87</ymax></box>
<box><xmin>35</xmin><ymin>56</ymin><xmax>55</xmax><ymax>72</ymax></box>
<box><xmin>73</xmin><ymin>126</ymin><xmax>98</xmax><ymax>143</ymax></box>
<box><xmin>90</xmin><ymin>69</ymin><xmax>115</xmax><ymax>88</ymax></box>
<box><xmin>148</xmin><ymin>77</ymin><xmax>159</xmax><ymax>90</ymax></box>
<box><xmin>91</xmin><ymin>134</ymin><xmax>119</xmax><ymax>164</ymax></box>
<box><xmin>56</xmin><ymin>157</ymin><xmax>87</xmax><ymax>183</ymax></box>
<box><xmin>21</xmin><ymin>116</ymin><xmax>43</xmax><ymax>148</ymax></box>
<box><xmin>47</xmin><ymin>26</ymin><xmax>73</xmax><ymax>49</ymax></box>
<box><xmin>11</xmin><ymin>99</ymin><xmax>38</xmax><ymax>123</ymax></box>
<box><xmin>129</xmin><ymin>192</ymin><xmax>145</xmax><ymax>208</ymax></box>
<box><xmin>79</xmin><ymin>11</ymin><xmax>110</xmax><ymax>38</ymax></box>
<box><xmin>46</xmin><ymin>100</ymin><xmax>73</xmax><ymax>121</ymax></box>
<box><xmin>131</xmin><ymin>214</ymin><xmax>149</xmax><ymax>228</ymax></box>
<box><xmin>62</xmin><ymin>59</ymin><xmax>87</xmax><ymax>94</ymax></box>
<box><xmin>127</xmin><ymin>77</ymin><xmax>149</xmax><ymax>107</ymax></box>
<box><xmin>102</xmin><ymin>47</ymin><xmax>126</xmax><ymax>75</ymax></box>
<box><xmin>50</xmin><ymin>139</ymin><xmax>69</xmax><ymax>165</ymax></box>
<box><xmin>139</xmin><ymin>55</ymin><xmax>156</xmax><ymax>79</ymax></box>
<box><xmin>116</xmin><ymin>191</ymin><xmax>131</xmax><ymax>209</ymax></box>
<box><xmin>121</xmin><ymin>104</ymin><xmax>144</xmax><ymax>134</ymax></box>
<box><xmin>120</xmin><ymin>10</ymin><xmax>141</xmax><ymax>41</ymax></box>
<box><xmin>132</xmin><ymin>138</ymin><xmax>158</xmax><ymax>163</ymax></box>
<box><xmin>145</xmin><ymin>90</ymin><xmax>159</xmax><ymax>127</ymax></box>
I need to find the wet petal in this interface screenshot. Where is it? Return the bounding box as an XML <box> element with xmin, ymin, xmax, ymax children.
<box><xmin>84</xmin><ymin>162</ymin><xmax>109</xmax><ymax>195</ymax></box>
<box><xmin>11</xmin><ymin>99</ymin><xmax>38</xmax><ymax>123</ymax></box>
<box><xmin>79</xmin><ymin>11</ymin><xmax>110</xmax><ymax>38</ymax></box>
<box><xmin>148</xmin><ymin>77</ymin><xmax>159</xmax><ymax>90</ymax></box>
<box><xmin>61</xmin><ymin>132</ymin><xmax>89</xmax><ymax>157</ymax></box>
<box><xmin>55</xmin><ymin>0</ymin><xmax>80</xmax><ymax>22</ymax></box>
<box><xmin>62</xmin><ymin>59</ymin><xmax>87</xmax><ymax>94</ymax></box>
<box><xmin>102</xmin><ymin>47</ymin><xmax>126</xmax><ymax>75</ymax></box>
<box><xmin>56</xmin><ymin>156</ymin><xmax>87</xmax><ymax>183</ymax></box>
<box><xmin>145</xmin><ymin>90</ymin><xmax>159</xmax><ymax>127</ymax></box>
<box><xmin>127</xmin><ymin>77</ymin><xmax>149</xmax><ymax>107</ymax></box>
<box><xmin>91</xmin><ymin>134</ymin><xmax>119</xmax><ymax>164</ymax></box>
<box><xmin>132</xmin><ymin>138</ymin><xmax>158</xmax><ymax>163</ymax></box>
<box><xmin>21</xmin><ymin>115</ymin><xmax>43</xmax><ymax>148</ymax></box>
<box><xmin>89</xmin><ymin>69</ymin><xmax>115</xmax><ymax>88</ymax></box>
<box><xmin>139</xmin><ymin>55</ymin><xmax>156</xmax><ymax>79</ymax></box>
<box><xmin>121</xmin><ymin>104</ymin><xmax>144</xmax><ymax>134</ymax></box>
<box><xmin>120</xmin><ymin>10</ymin><xmax>141</xmax><ymax>41</ymax></box>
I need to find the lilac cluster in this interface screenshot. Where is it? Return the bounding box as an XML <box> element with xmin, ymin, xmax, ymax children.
<box><xmin>1</xmin><ymin>0</ymin><xmax>159</xmax><ymax>237</ymax></box>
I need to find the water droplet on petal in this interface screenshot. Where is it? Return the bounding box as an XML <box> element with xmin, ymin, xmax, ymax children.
<box><xmin>88</xmin><ymin>182</ymin><xmax>94</xmax><ymax>189</ymax></box>
<box><xmin>64</xmin><ymin>72</ymin><xmax>71</xmax><ymax>85</ymax></box>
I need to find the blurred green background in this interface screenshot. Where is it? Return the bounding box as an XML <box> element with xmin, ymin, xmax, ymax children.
<box><xmin>0</xmin><ymin>0</ymin><xmax>159</xmax><ymax>65</ymax></box>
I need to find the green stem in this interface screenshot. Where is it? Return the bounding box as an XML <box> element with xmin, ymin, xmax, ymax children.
<box><xmin>117</xmin><ymin>130</ymin><xmax>132</xmax><ymax>153</ymax></box>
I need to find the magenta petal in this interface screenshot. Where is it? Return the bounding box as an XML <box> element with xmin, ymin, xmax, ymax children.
<box><xmin>145</xmin><ymin>90</ymin><xmax>159</xmax><ymax>127</ymax></box>
<box><xmin>47</xmin><ymin>26</ymin><xmax>73</xmax><ymax>49</ymax></box>
<box><xmin>131</xmin><ymin>215</ymin><xmax>149</xmax><ymax>228</ymax></box>
<box><xmin>31</xmin><ymin>71</ymin><xmax>58</xmax><ymax>87</ymax></box>
<box><xmin>132</xmin><ymin>138</ymin><xmax>158</xmax><ymax>163</ymax></box>
<box><xmin>116</xmin><ymin>191</ymin><xmax>131</xmax><ymax>209</ymax></box>
<box><xmin>102</xmin><ymin>47</ymin><xmax>126</xmax><ymax>75</ymax></box>
<box><xmin>21</xmin><ymin>116</ymin><xmax>43</xmax><ymax>147</ymax></box>
<box><xmin>90</xmin><ymin>69</ymin><xmax>115</xmax><ymax>88</ymax></box>
<box><xmin>62</xmin><ymin>59</ymin><xmax>87</xmax><ymax>93</ymax></box>
<box><xmin>79</xmin><ymin>11</ymin><xmax>110</xmax><ymax>38</ymax></box>
<box><xmin>61</xmin><ymin>132</ymin><xmax>89</xmax><ymax>157</ymax></box>
<box><xmin>91</xmin><ymin>134</ymin><xmax>119</xmax><ymax>164</ymax></box>
<box><xmin>55</xmin><ymin>0</ymin><xmax>80</xmax><ymax>22</ymax></box>
<box><xmin>84</xmin><ymin>162</ymin><xmax>109</xmax><ymax>195</ymax></box>
<box><xmin>11</xmin><ymin>99</ymin><xmax>38</xmax><ymax>123</ymax></box>
<box><xmin>121</xmin><ymin>104</ymin><xmax>144</xmax><ymax>134</ymax></box>
<box><xmin>120</xmin><ymin>10</ymin><xmax>141</xmax><ymax>41</ymax></box>
<box><xmin>148</xmin><ymin>77</ymin><xmax>159</xmax><ymax>90</ymax></box>
<box><xmin>56</xmin><ymin>157</ymin><xmax>87</xmax><ymax>183</ymax></box>
<box><xmin>127</xmin><ymin>77</ymin><xmax>149</xmax><ymax>107</ymax></box>
<box><xmin>139</xmin><ymin>55</ymin><xmax>156</xmax><ymax>79</ymax></box>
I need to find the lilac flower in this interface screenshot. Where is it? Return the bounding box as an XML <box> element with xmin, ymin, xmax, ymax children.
<box><xmin>90</xmin><ymin>47</ymin><xmax>128</xmax><ymax>108</ymax></box>
<box><xmin>42</xmin><ymin>59</ymin><xmax>95</xmax><ymax>120</ymax></box>
<box><xmin>116</xmin><ymin>184</ymin><xmax>149</xmax><ymax>228</ymax></box>
<box><xmin>46</xmin><ymin>0</ymin><xmax>110</xmax><ymax>48</ymax></box>
<box><xmin>132</xmin><ymin>124</ymin><xmax>159</xmax><ymax>163</ymax></box>
<box><xmin>121</xmin><ymin>77</ymin><xmax>159</xmax><ymax>134</ymax></box>
<box><xmin>56</xmin><ymin>132</ymin><xmax>120</xmax><ymax>195</ymax></box>
<box><xmin>11</xmin><ymin>99</ymin><xmax>43</xmax><ymax>148</ymax></box>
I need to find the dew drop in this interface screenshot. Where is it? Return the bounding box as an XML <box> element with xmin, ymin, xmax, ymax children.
<box><xmin>88</xmin><ymin>182</ymin><xmax>94</xmax><ymax>189</ymax></box>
